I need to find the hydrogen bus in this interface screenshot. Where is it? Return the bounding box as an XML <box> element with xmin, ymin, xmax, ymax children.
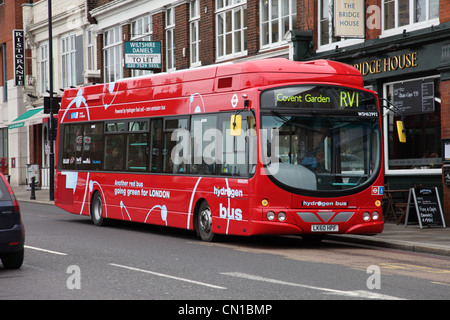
<box><xmin>55</xmin><ymin>58</ymin><xmax>385</xmax><ymax>241</ymax></box>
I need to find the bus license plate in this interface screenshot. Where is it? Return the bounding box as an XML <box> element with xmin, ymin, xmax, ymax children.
<box><xmin>311</xmin><ymin>225</ymin><xmax>339</xmax><ymax>232</ymax></box>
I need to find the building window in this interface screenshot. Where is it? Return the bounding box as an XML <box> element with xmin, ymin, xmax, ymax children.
<box><xmin>190</xmin><ymin>0</ymin><xmax>201</xmax><ymax>67</ymax></box>
<box><xmin>319</xmin><ymin>0</ymin><xmax>336</xmax><ymax>46</ymax></box>
<box><xmin>86</xmin><ymin>29</ymin><xmax>95</xmax><ymax>71</ymax></box>
<box><xmin>260</xmin><ymin>0</ymin><xmax>296</xmax><ymax>48</ymax></box>
<box><xmin>318</xmin><ymin>0</ymin><xmax>363</xmax><ymax>51</ymax></box>
<box><xmin>216</xmin><ymin>0</ymin><xmax>247</xmax><ymax>61</ymax></box>
<box><xmin>104</xmin><ymin>26</ymin><xmax>122</xmax><ymax>83</ymax></box>
<box><xmin>131</xmin><ymin>15</ymin><xmax>153</xmax><ymax>77</ymax></box>
<box><xmin>166</xmin><ymin>7</ymin><xmax>176</xmax><ymax>71</ymax></box>
<box><xmin>383</xmin><ymin>0</ymin><xmax>439</xmax><ymax>34</ymax></box>
<box><xmin>384</xmin><ymin>76</ymin><xmax>441</xmax><ymax>174</ymax></box>
<box><xmin>40</xmin><ymin>43</ymin><xmax>49</xmax><ymax>94</ymax></box>
<box><xmin>61</xmin><ymin>34</ymin><xmax>77</xmax><ymax>88</ymax></box>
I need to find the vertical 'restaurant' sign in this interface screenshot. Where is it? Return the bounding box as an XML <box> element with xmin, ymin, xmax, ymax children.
<box><xmin>13</xmin><ymin>30</ymin><xmax>25</xmax><ymax>87</ymax></box>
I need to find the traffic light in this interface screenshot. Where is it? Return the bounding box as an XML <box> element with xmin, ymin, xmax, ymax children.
<box><xmin>43</xmin><ymin>96</ymin><xmax>61</xmax><ymax>114</ymax></box>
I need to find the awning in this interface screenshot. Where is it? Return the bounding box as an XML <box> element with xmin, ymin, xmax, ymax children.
<box><xmin>8</xmin><ymin>107</ymin><xmax>46</xmax><ymax>129</ymax></box>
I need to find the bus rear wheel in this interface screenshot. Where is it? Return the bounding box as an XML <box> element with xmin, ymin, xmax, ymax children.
<box><xmin>91</xmin><ymin>191</ymin><xmax>106</xmax><ymax>226</ymax></box>
<box><xmin>197</xmin><ymin>201</ymin><xmax>216</xmax><ymax>242</ymax></box>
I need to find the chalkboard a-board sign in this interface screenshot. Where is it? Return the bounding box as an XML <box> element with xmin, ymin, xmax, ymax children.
<box><xmin>405</xmin><ymin>187</ymin><xmax>446</xmax><ymax>228</ymax></box>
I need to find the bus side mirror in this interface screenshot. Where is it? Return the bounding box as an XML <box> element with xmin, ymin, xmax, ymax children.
<box><xmin>230</xmin><ymin>115</ymin><xmax>242</xmax><ymax>136</ymax></box>
<box><xmin>396</xmin><ymin>120</ymin><xmax>406</xmax><ymax>143</ymax></box>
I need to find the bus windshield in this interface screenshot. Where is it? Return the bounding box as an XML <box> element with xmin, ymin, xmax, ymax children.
<box><xmin>260</xmin><ymin>85</ymin><xmax>381</xmax><ymax>193</ymax></box>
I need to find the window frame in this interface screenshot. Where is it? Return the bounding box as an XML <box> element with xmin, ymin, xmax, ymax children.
<box><xmin>317</xmin><ymin>0</ymin><xmax>364</xmax><ymax>53</ymax></box>
<box><xmin>190</xmin><ymin>0</ymin><xmax>201</xmax><ymax>67</ymax></box>
<box><xmin>260</xmin><ymin>0</ymin><xmax>297</xmax><ymax>50</ymax></box>
<box><xmin>61</xmin><ymin>34</ymin><xmax>77</xmax><ymax>88</ymax></box>
<box><xmin>215</xmin><ymin>0</ymin><xmax>248</xmax><ymax>61</ymax></box>
<box><xmin>166</xmin><ymin>6</ymin><xmax>176</xmax><ymax>72</ymax></box>
<box><xmin>131</xmin><ymin>14</ymin><xmax>154</xmax><ymax>77</ymax></box>
<box><xmin>86</xmin><ymin>29</ymin><xmax>96</xmax><ymax>71</ymax></box>
<box><xmin>383</xmin><ymin>75</ymin><xmax>442</xmax><ymax>176</ymax></box>
<box><xmin>103</xmin><ymin>26</ymin><xmax>123</xmax><ymax>83</ymax></box>
<box><xmin>381</xmin><ymin>0</ymin><xmax>440</xmax><ymax>38</ymax></box>
<box><xmin>40</xmin><ymin>42</ymin><xmax>49</xmax><ymax>94</ymax></box>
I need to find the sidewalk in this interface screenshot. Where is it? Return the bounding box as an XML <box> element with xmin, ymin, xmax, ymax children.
<box><xmin>11</xmin><ymin>184</ymin><xmax>450</xmax><ymax>257</ymax></box>
<box><xmin>13</xmin><ymin>184</ymin><xmax>54</xmax><ymax>206</ymax></box>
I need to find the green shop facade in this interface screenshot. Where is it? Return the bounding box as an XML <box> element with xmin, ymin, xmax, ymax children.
<box><xmin>307</xmin><ymin>22</ymin><xmax>450</xmax><ymax>224</ymax></box>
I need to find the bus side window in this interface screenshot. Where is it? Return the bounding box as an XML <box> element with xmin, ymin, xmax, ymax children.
<box><xmin>149</xmin><ymin>119</ymin><xmax>163</xmax><ymax>173</ymax></box>
<box><xmin>220</xmin><ymin>112</ymin><xmax>253</xmax><ymax>177</ymax></box>
<box><xmin>190</xmin><ymin>115</ymin><xmax>217</xmax><ymax>175</ymax></box>
<box><xmin>104</xmin><ymin>135</ymin><xmax>125</xmax><ymax>171</ymax></box>
<box><xmin>127</xmin><ymin>133</ymin><xmax>148</xmax><ymax>171</ymax></box>
<box><xmin>61</xmin><ymin>123</ymin><xmax>103</xmax><ymax>171</ymax></box>
<box><xmin>126</xmin><ymin>120</ymin><xmax>148</xmax><ymax>171</ymax></box>
<box><xmin>163</xmin><ymin>117</ymin><xmax>189</xmax><ymax>174</ymax></box>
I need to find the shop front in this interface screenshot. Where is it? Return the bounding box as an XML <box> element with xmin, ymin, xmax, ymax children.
<box><xmin>311</xmin><ymin>22</ymin><xmax>450</xmax><ymax>224</ymax></box>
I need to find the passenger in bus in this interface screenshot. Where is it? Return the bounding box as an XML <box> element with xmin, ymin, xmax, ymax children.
<box><xmin>105</xmin><ymin>143</ymin><xmax>123</xmax><ymax>170</ymax></box>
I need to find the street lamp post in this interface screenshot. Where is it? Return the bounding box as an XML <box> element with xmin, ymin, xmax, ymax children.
<box><xmin>48</xmin><ymin>0</ymin><xmax>54</xmax><ymax>201</ymax></box>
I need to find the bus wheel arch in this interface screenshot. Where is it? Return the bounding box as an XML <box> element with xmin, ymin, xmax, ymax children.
<box><xmin>194</xmin><ymin>199</ymin><xmax>217</xmax><ymax>242</ymax></box>
<box><xmin>90</xmin><ymin>191</ymin><xmax>106</xmax><ymax>226</ymax></box>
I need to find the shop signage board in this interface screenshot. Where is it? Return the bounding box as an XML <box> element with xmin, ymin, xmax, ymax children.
<box><xmin>124</xmin><ymin>41</ymin><xmax>161</xmax><ymax>69</ymax></box>
<box><xmin>333</xmin><ymin>0</ymin><xmax>364</xmax><ymax>37</ymax></box>
<box><xmin>405</xmin><ymin>187</ymin><xmax>446</xmax><ymax>228</ymax></box>
<box><xmin>393</xmin><ymin>79</ymin><xmax>435</xmax><ymax>115</ymax></box>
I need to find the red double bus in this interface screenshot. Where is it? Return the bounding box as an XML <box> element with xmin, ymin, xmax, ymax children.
<box><xmin>55</xmin><ymin>58</ymin><xmax>384</xmax><ymax>241</ymax></box>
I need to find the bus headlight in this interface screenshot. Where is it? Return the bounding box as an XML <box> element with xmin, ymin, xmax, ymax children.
<box><xmin>267</xmin><ymin>211</ymin><xmax>275</xmax><ymax>221</ymax></box>
<box><xmin>363</xmin><ymin>212</ymin><xmax>371</xmax><ymax>221</ymax></box>
<box><xmin>277</xmin><ymin>212</ymin><xmax>286</xmax><ymax>222</ymax></box>
<box><xmin>372</xmin><ymin>211</ymin><xmax>379</xmax><ymax>220</ymax></box>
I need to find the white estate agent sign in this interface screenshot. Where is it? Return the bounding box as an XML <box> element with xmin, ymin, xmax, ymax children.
<box><xmin>125</xmin><ymin>41</ymin><xmax>162</xmax><ymax>69</ymax></box>
<box><xmin>334</xmin><ymin>0</ymin><xmax>364</xmax><ymax>37</ymax></box>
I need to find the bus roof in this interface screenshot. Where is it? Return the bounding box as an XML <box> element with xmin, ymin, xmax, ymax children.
<box><xmin>60</xmin><ymin>58</ymin><xmax>363</xmax><ymax>110</ymax></box>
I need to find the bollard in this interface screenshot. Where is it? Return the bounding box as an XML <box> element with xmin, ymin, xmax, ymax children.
<box><xmin>30</xmin><ymin>176</ymin><xmax>36</xmax><ymax>200</ymax></box>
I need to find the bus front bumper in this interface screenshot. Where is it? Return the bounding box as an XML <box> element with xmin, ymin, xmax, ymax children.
<box><xmin>246</xmin><ymin>219</ymin><xmax>384</xmax><ymax>237</ymax></box>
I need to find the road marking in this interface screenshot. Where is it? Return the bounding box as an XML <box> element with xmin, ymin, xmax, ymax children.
<box><xmin>222</xmin><ymin>272</ymin><xmax>405</xmax><ymax>300</ymax></box>
<box><xmin>431</xmin><ymin>282</ymin><xmax>450</xmax><ymax>287</ymax></box>
<box><xmin>380</xmin><ymin>263</ymin><xmax>450</xmax><ymax>274</ymax></box>
<box><xmin>109</xmin><ymin>263</ymin><xmax>227</xmax><ymax>290</ymax></box>
<box><xmin>25</xmin><ymin>245</ymin><xmax>68</xmax><ymax>256</ymax></box>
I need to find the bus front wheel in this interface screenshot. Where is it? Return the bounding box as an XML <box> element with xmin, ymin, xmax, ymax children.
<box><xmin>91</xmin><ymin>191</ymin><xmax>106</xmax><ymax>226</ymax></box>
<box><xmin>197</xmin><ymin>201</ymin><xmax>216</xmax><ymax>242</ymax></box>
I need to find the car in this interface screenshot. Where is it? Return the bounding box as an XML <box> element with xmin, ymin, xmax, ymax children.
<box><xmin>0</xmin><ymin>173</ymin><xmax>24</xmax><ymax>269</ymax></box>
